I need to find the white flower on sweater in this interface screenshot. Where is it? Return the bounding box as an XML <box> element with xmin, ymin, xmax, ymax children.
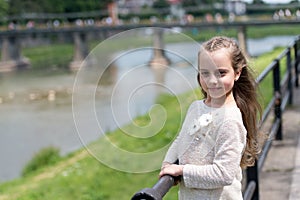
<box><xmin>189</xmin><ymin>113</ymin><xmax>212</xmax><ymax>135</ymax></box>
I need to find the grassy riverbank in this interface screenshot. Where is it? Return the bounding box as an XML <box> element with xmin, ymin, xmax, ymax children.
<box><xmin>185</xmin><ymin>24</ymin><xmax>300</xmax><ymax>42</ymax></box>
<box><xmin>0</xmin><ymin>46</ymin><xmax>288</xmax><ymax>199</ymax></box>
<box><xmin>20</xmin><ymin>25</ymin><xmax>300</xmax><ymax>69</ymax></box>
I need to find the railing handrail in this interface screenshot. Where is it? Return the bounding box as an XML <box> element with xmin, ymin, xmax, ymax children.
<box><xmin>256</xmin><ymin>60</ymin><xmax>277</xmax><ymax>84</ymax></box>
<box><xmin>131</xmin><ymin>175</ymin><xmax>176</xmax><ymax>200</ymax></box>
<box><xmin>131</xmin><ymin>35</ymin><xmax>300</xmax><ymax>200</ymax></box>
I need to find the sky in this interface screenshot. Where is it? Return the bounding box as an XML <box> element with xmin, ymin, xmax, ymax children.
<box><xmin>243</xmin><ymin>0</ymin><xmax>294</xmax><ymax>3</ymax></box>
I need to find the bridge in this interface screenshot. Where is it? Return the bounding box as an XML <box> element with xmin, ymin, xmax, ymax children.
<box><xmin>0</xmin><ymin>19</ymin><xmax>299</xmax><ymax>72</ymax></box>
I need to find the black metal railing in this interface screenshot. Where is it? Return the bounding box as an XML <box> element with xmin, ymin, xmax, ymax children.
<box><xmin>131</xmin><ymin>175</ymin><xmax>176</xmax><ymax>200</ymax></box>
<box><xmin>131</xmin><ymin>35</ymin><xmax>300</xmax><ymax>200</ymax></box>
<box><xmin>244</xmin><ymin>35</ymin><xmax>300</xmax><ymax>200</ymax></box>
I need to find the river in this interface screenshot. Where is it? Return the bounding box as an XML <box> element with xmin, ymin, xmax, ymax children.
<box><xmin>0</xmin><ymin>35</ymin><xmax>296</xmax><ymax>182</ymax></box>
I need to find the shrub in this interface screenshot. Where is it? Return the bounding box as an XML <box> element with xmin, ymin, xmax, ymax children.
<box><xmin>22</xmin><ymin>146</ymin><xmax>61</xmax><ymax>176</ymax></box>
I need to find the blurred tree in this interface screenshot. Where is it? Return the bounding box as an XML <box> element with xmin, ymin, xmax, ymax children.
<box><xmin>98</xmin><ymin>0</ymin><xmax>114</xmax><ymax>10</ymax></box>
<box><xmin>0</xmin><ymin>0</ymin><xmax>8</xmax><ymax>18</ymax></box>
<box><xmin>7</xmin><ymin>0</ymin><xmax>113</xmax><ymax>15</ymax></box>
<box><xmin>253</xmin><ymin>0</ymin><xmax>265</xmax><ymax>4</ymax></box>
<box><xmin>182</xmin><ymin>0</ymin><xmax>198</xmax><ymax>7</ymax></box>
<box><xmin>194</xmin><ymin>0</ymin><xmax>222</xmax><ymax>4</ymax></box>
<box><xmin>62</xmin><ymin>0</ymin><xmax>112</xmax><ymax>12</ymax></box>
<box><xmin>182</xmin><ymin>0</ymin><xmax>223</xmax><ymax>6</ymax></box>
<box><xmin>153</xmin><ymin>0</ymin><xmax>169</xmax><ymax>9</ymax></box>
<box><xmin>41</xmin><ymin>0</ymin><xmax>65</xmax><ymax>13</ymax></box>
<box><xmin>7</xmin><ymin>0</ymin><xmax>22</xmax><ymax>15</ymax></box>
<box><xmin>8</xmin><ymin>0</ymin><xmax>65</xmax><ymax>14</ymax></box>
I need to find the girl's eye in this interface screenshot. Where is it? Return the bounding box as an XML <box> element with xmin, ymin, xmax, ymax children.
<box><xmin>218</xmin><ymin>70</ymin><xmax>226</xmax><ymax>77</ymax></box>
<box><xmin>200</xmin><ymin>72</ymin><xmax>210</xmax><ymax>77</ymax></box>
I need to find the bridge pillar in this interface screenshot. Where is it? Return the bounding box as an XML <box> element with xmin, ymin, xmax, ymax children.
<box><xmin>149</xmin><ymin>28</ymin><xmax>170</xmax><ymax>68</ymax></box>
<box><xmin>69</xmin><ymin>32</ymin><xmax>89</xmax><ymax>70</ymax></box>
<box><xmin>0</xmin><ymin>36</ymin><xmax>30</xmax><ymax>72</ymax></box>
<box><xmin>237</xmin><ymin>26</ymin><xmax>249</xmax><ymax>57</ymax></box>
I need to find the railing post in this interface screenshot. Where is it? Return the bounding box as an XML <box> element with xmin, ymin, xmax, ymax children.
<box><xmin>246</xmin><ymin>162</ymin><xmax>259</xmax><ymax>200</ymax></box>
<box><xmin>69</xmin><ymin>31</ymin><xmax>89</xmax><ymax>71</ymax></box>
<box><xmin>149</xmin><ymin>28</ymin><xmax>170</xmax><ymax>68</ymax></box>
<box><xmin>273</xmin><ymin>59</ymin><xmax>282</xmax><ymax>140</ymax></box>
<box><xmin>237</xmin><ymin>25</ymin><xmax>249</xmax><ymax>57</ymax></box>
<box><xmin>294</xmin><ymin>37</ymin><xmax>299</xmax><ymax>87</ymax></box>
<box><xmin>287</xmin><ymin>48</ymin><xmax>293</xmax><ymax>105</ymax></box>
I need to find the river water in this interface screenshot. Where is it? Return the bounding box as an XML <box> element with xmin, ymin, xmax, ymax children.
<box><xmin>0</xmin><ymin>35</ymin><xmax>296</xmax><ymax>182</ymax></box>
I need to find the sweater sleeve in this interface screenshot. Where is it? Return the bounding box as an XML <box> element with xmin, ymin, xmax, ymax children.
<box><xmin>163</xmin><ymin>135</ymin><xmax>179</xmax><ymax>164</ymax></box>
<box><xmin>182</xmin><ymin>119</ymin><xmax>246</xmax><ymax>189</ymax></box>
<box><xmin>163</xmin><ymin>101</ymin><xmax>198</xmax><ymax>164</ymax></box>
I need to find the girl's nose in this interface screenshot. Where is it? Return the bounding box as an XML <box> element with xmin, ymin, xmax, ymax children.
<box><xmin>208</xmin><ymin>74</ymin><xmax>218</xmax><ymax>85</ymax></box>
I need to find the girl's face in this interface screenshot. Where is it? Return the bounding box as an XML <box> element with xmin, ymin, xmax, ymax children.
<box><xmin>198</xmin><ymin>48</ymin><xmax>240</xmax><ymax>101</ymax></box>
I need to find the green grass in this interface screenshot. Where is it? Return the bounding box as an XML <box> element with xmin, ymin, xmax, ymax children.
<box><xmin>22</xmin><ymin>43</ymin><xmax>73</xmax><ymax>69</ymax></box>
<box><xmin>247</xmin><ymin>25</ymin><xmax>300</xmax><ymax>39</ymax></box>
<box><xmin>0</xmin><ymin>46</ymin><xmax>289</xmax><ymax>200</ymax></box>
<box><xmin>252</xmin><ymin>47</ymin><xmax>289</xmax><ymax>109</ymax></box>
<box><xmin>184</xmin><ymin>25</ymin><xmax>300</xmax><ymax>42</ymax></box>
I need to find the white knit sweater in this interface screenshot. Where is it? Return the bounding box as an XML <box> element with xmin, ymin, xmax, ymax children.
<box><xmin>163</xmin><ymin>100</ymin><xmax>247</xmax><ymax>200</ymax></box>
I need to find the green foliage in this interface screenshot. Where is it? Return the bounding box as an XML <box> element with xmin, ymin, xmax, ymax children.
<box><xmin>62</xmin><ymin>0</ymin><xmax>111</xmax><ymax>13</ymax></box>
<box><xmin>252</xmin><ymin>0</ymin><xmax>265</xmax><ymax>4</ymax></box>
<box><xmin>153</xmin><ymin>0</ymin><xmax>169</xmax><ymax>9</ymax></box>
<box><xmin>8</xmin><ymin>0</ymin><xmax>56</xmax><ymax>15</ymax></box>
<box><xmin>0</xmin><ymin>0</ymin><xmax>8</xmax><ymax>20</ymax></box>
<box><xmin>182</xmin><ymin>0</ymin><xmax>198</xmax><ymax>7</ymax></box>
<box><xmin>7</xmin><ymin>0</ymin><xmax>113</xmax><ymax>15</ymax></box>
<box><xmin>22</xmin><ymin>146</ymin><xmax>61</xmax><ymax>176</ymax></box>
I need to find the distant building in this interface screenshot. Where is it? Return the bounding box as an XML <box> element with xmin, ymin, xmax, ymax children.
<box><xmin>118</xmin><ymin>0</ymin><xmax>154</xmax><ymax>13</ymax></box>
<box><xmin>224</xmin><ymin>0</ymin><xmax>246</xmax><ymax>15</ymax></box>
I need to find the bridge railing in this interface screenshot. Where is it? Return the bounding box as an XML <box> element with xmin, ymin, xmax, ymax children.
<box><xmin>131</xmin><ymin>35</ymin><xmax>300</xmax><ymax>200</ymax></box>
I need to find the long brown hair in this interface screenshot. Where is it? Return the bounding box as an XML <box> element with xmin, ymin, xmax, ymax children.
<box><xmin>198</xmin><ymin>36</ymin><xmax>262</xmax><ymax>168</ymax></box>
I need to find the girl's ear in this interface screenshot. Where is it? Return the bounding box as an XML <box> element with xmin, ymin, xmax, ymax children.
<box><xmin>197</xmin><ymin>73</ymin><xmax>201</xmax><ymax>85</ymax></box>
<box><xmin>235</xmin><ymin>68</ymin><xmax>242</xmax><ymax>81</ymax></box>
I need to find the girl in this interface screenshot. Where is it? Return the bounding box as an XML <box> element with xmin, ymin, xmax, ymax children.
<box><xmin>159</xmin><ymin>36</ymin><xmax>262</xmax><ymax>199</ymax></box>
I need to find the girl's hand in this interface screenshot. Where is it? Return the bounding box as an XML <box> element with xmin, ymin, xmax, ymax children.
<box><xmin>159</xmin><ymin>164</ymin><xmax>184</xmax><ymax>178</ymax></box>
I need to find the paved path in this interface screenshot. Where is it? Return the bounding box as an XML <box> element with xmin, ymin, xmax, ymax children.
<box><xmin>260</xmin><ymin>87</ymin><xmax>300</xmax><ymax>200</ymax></box>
